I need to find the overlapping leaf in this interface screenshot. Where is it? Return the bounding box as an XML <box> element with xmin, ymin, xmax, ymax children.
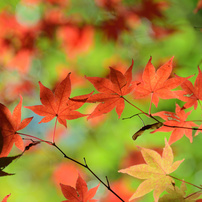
<box><xmin>159</xmin><ymin>182</ymin><xmax>202</xmax><ymax>202</ymax></box>
<box><xmin>0</xmin><ymin>96</ymin><xmax>33</xmax><ymax>157</ymax></box>
<box><xmin>119</xmin><ymin>139</ymin><xmax>184</xmax><ymax>202</ymax></box>
<box><xmin>25</xmin><ymin>73</ymin><xmax>90</xmax><ymax>127</ymax></box>
<box><xmin>176</xmin><ymin>67</ymin><xmax>202</xmax><ymax>110</ymax></box>
<box><xmin>86</xmin><ymin>60</ymin><xmax>134</xmax><ymax>119</ymax></box>
<box><xmin>152</xmin><ymin>104</ymin><xmax>198</xmax><ymax>144</ymax></box>
<box><xmin>60</xmin><ymin>174</ymin><xmax>99</xmax><ymax>202</ymax></box>
<box><xmin>133</xmin><ymin>57</ymin><xmax>189</xmax><ymax>107</ymax></box>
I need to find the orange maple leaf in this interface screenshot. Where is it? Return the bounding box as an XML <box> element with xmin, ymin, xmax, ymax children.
<box><xmin>176</xmin><ymin>67</ymin><xmax>202</xmax><ymax>110</ymax></box>
<box><xmin>25</xmin><ymin>73</ymin><xmax>89</xmax><ymax>128</ymax></box>
<box><xmin>194</xmin><ymin>0</ymin><xmax>202</xmax><ymax>13</ymax></box>
<box><xmin>133</xmin><ymin>57</ymin><xmax>189</xmax><ymax>108</ymax></box>
<box><xmin>152</xmin><ymin>104</ymin><xmax>198</xmax><ymax>144</ymax></box>
<box><xmin>86</xmin><ymin>60</ymin><xmax>134</xmax><ymax>119</ymax></box>
<box><xmin>60</xmin><ymin>174</ymin><xmax>99</xmax><ymax>202</ymax></box>
<box><xmin>119</xmin><ymin>139</ymin><xmax>184</xmax><ymax>202</ymax></box>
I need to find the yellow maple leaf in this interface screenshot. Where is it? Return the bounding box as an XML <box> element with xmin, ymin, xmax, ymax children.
<box><xmin>159</xmin><ymin>181</ymin><xmax>202</xmax><ymax>202</ymax></box>
<box><xmin>118</xmin><ymin>139</ymin><xmax>184</xmax><ymax>202</ymax></box>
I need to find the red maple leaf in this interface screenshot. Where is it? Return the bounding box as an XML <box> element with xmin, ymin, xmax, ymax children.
<box><xmin>60</xmin><ymin>174</ymin><xmax>99</xmax><ymax>202</ymax></box>
<box><xmin>194</xmin><ymin>0</ymin><xmax>202</xmax><ymax>13</ymax></box>
<box><xmin>99</xmin><ymin>15</ymin><xmax>130</xmax><ymax>41</ymax></box>
<box><xmin>53</xmin><ymin>162</ymin><xmax>86</xmax><ymax>189</ymax></box>
<box><xmin>57</xmin><ymin>25</ymin><xmax>94</xmax><ymax>58</ymax></box>
<box><xmin>131</xmin><ymin>0</ymin><xmax>169</xmax><ymax>21</ymax></box>
<box><xmin>95</xmin><ymin>0</ymin><xmax>121</xmax><ymax>10</ymax></box>
<box><xmin>25</xmin><ymin>73</ymin><xmax>89</xmax><ymax>128</ymax></box>
<box><xmin>133</xmin><ymin>57</ymin><xmax>189</xmax><ymax>108</ymax></box>
<box><xmin>0</xmin><ymin>96</ymin><xmax>33</xmax><ymax>157</ymax></box>
<box><xmin>150</xmin><ymin>24</ymin><xmax>177</xmax><ymax>39</ymax></box>
<box><xmin>152</xmin><ymin>104</ymin><xmax>198</xmax><ymax>144</ymax></box>
<box><xmin>6</xmin><ymin>49</ymin><xmax>32</xmax><ymax>74</ymax></box>
<box><xmin>0</xmin><ymin>12</ymin><xmax>38</xmax><ymax>74</ymax></box>
<box><xmin>176</xmin><ymin>67</ymin><xmax>202</xmax><ymax>110</ymax></box>
<box><xmin>86</xmin><ymin>60</ymin><xmax>134</xmax><ymax>119</ymax></box>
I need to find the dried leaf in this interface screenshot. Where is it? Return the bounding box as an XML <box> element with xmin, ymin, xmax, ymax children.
<box><xmin>132</xmin><ymin>122</ymin><xmax>163</xmax><ymax>140</ymax></box>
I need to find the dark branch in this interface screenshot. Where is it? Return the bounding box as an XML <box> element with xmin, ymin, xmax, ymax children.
<box><xmin>52</xmin><ymin>143</ymin><xmax>125</xmax><ymax>202</ymax></box>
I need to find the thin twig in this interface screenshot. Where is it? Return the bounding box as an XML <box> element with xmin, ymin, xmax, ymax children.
<box><xmin>52</xmin><ymin>117</ymin><xmax>58</xmax><ymax>143</ymax></box>
<box><xmin>18</xmin><ymin>132</ymin><xmax>52</xmax><ymax>145</ymax></box>
<box><xmin>122</xmin><ymin>97</ymin><xmax>150</xmax><ymax>118</ymax></box>
<box><xmin>52</xmin><ymin>143</ymin><xmax>125</xmax><ymax>202</ymax></box>
<box><xmin>184</xmin><ymin>190</ymin><xmax>202</xmax><ymax>199</ymax></box>
<box><xmin>23</xmin><ymin>141</ymin><xmax>41</xmax><ymax>153</ymax></box>
<box><xmin>122</xmin><ymin>97</ymin><xmax>160</xmax><ymax>122</ymax></box>
<box><xmin>149</xmin><ymin>93</ymin><xmax>153</xmax><ymax>115</ymax></box>
<box><xmin>163</xmin><ymin>124</ymin><xmax>202</xmax><ymax>131</ymax></box>
<box><xmin>122</xmin><ymin>113</ymin><xmax>143</xmax><ymax>120</ymax></box>
<box><xmin>106</xmin><ymin>176</ymin><xmax>110</xmax><ymax>188</ymax></box>
<box><xmin>169</xmin><ymin>175</ymin><xmax>202</xmax><ymax>190</ymax></box>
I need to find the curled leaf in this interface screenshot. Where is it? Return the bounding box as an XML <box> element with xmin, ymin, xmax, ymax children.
<box><xmin>133</xmin><ymin>122</ymin><xmax>163</xmax><ymax>140</ymax></box>
<box><xmin>0</xmin><ymin>154</ymin><xmax>22</xmax><ymax>177</ymax></box>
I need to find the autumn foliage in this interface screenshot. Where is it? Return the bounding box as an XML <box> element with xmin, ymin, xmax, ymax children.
<box><xmin>0</xmin><ymin>0</ymin><xmax>202</xmax><ymax>202</ymax></box>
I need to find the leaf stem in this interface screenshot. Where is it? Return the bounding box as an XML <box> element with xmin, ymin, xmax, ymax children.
<box><xmin>52</xmin><ymin>117</ymin><xmax>58</xmax><ymax>143</ymax></box>
<box><xmin>198</xmin><ymin>100</ymin><xmax>202</xmax><ymax>111</ymax></box>
<box><xmin>122</xmin><ymin>97</ymin><xmax>159</xmax><ymax>122</ymax></box>
<box><xmin>52</xmin><ymin>143</ymin><xmax>125</xmax><ymax>202</ymax></box>
<box><xmin>163</xmin><ymin>124</ymin><xmax>202</xmax><ymax>131</ymax></box>
<box><xmin>122</xmin><ymin>113</ymin><xmax>143</xmax><ymax>120</ymax></box>
<box><xmin>122</xmin><ymin>96</ymin><xmax>149</xmax><ymax>117</ymax></box>
<box><xmin>168</xmin><ymin>174</ymin><xmax>202</xmax><ymax>190</ymax></box>
<box><xmin>149</xmin><ymin>93</ymin><xmax>153</xmax><ymax>115</ymax></box>
<box><xmin>17</xmin><ymin>132</ymin><xmax>52</xmax><ymax>145</ymax></box>
<box><xmin>185</xmin><ymin>190</ymin><xmax>202</xmax><ymax>199</ymax></box>
<box><xmin>122</xmin><ymin>97</ymin><xmax>202</xmax><ymax>132</ymax></box>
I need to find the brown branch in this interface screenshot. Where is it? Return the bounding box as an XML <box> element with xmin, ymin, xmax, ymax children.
<box><xmin>122</xmin><ymin>97</ymin><xmax>159</xmax><ymax>122</ymax></box>
<box><xmin>163</xmin><ymin>124</ymin><xmax>202</xmax><ymax>131</ymax></box>
<box><xmin>169</xmin><ymin>175</ymin><xmax>202</xmax><ymax>190</ymax></box>
<box><xmin>52</xmin><ymin>143</ymin><xmax>125</xmax><ymax>202</ymax></box>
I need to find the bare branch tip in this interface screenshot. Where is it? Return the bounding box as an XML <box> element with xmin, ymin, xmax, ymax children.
<box><xmin>83</xmin><ymin>157</ymin><xmax>87</xmax><ymax>166</ymax></box>
<box><xmin>106</xmin><ymin>176</ymin><xmax>110</xmax><ymax>187</ymax></box>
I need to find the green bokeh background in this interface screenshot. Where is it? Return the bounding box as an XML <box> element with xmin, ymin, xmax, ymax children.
<box><xmin>0</xmin><ymin>0</ymin><xmax>202</xmax><ymax>201</ymax></box>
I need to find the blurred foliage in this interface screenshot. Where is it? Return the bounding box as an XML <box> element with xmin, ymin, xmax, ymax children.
<box><xmin>0</xmin><ymin>0</ymin><xmax>202</xmax><ymax>201</ymax></box>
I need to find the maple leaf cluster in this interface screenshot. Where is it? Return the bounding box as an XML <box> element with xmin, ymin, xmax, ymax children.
<box><xmin>0</xmin><ymin>0</ymin><xmax>177</xmax><ymax>76</ymax></box>
<box><xmin>0</xmin><ymin>0</ymin><xmax>201</xmax><ymax>201</ymax></box>
<box><xmin>0</xmin><ymin>56</ymin><xmax>202</xmax><ymax>201</ymax></box>
<box><xmin>0</xmin><ymin>56</ymin><xmax>201</xmax><ymax>154</ymax></box>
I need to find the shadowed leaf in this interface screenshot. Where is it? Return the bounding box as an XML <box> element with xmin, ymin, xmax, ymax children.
<box><xmin>0</xmin><ymin>154</ymin><xmax>22</xmax><ymax>177</ymax></box>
